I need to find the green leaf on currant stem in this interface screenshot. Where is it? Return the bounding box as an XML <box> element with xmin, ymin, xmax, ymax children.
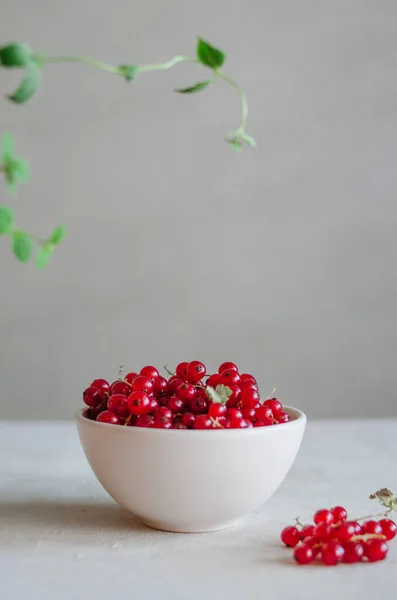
<box><xmin>49</xmin><ymin>224</ymin><xmax>66</xmax><ymax>245</ymax></box>
<box><xmin>12</xmin><ymin>231</ymin><xmax>34</xmax><ymax>263</ymax></box>
<box><xmin>0</xmin><ymin>42</ymin><xmax>32</xmax><ymax>67</ymax></box>
<box><xmin>36</xmin><ymin>244</ymin><xmax>54</xmax><ymax>270</ymax></box>
<box><xmin>175</xmin><ymin>80</ymin><xmax>211</xmax><ymax>94</ymax></box>
<box><xmin>205</xmin><ymin>384</ymin><xmax>232</xmax><ymax>405</ymax></box>
<box><xmin>118</xmin><ymin>64</ymin><xmax>138</xmax><ymax>81</ymax></box>
<box><xmin>239</xmin><ymin>131</ymin><xmax>257</xmax><ymax>148</ymax></box>
<box><xmin>196</xmin><ymin>38</ymin><xmax>226</xmax><ymax>69</ymax></box>
<box><xmin>8</xmin><ymin>60</ymin><xmax>41</xmax><ymax>104</ymax></box>
<box><xmin>0</xmin><ymin>206</ymin><xmax>14</xmax><ymax>234</ymax></box>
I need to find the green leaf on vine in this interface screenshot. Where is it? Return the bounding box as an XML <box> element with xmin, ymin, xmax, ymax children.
<box><xmin>8</xmin><ymin>61</ymin><xmax>41</xmax><ymax>104</ymax></box>
<box><xmin>0</xmin><ymin>206</ymin><xmax>14</xmax><ymax>234</ymax></box>
<box><xmin>205</xmin><ymin>384</ymin><xmax>232</xmax><ymax>405</ymax></box>
<box><xmin>197</xmin><ymin>38</ymin><xmax>225</xmax><ymax>69</ymax></box>
<box><xmin>12</xmin><ymin>232</ymin><xmax>34</xmax><ymax>263</ymax></box>
<box><xmin>36</xmin><ymin>244</ymin><xmax>54</xmax><ymax>270</ymax></box>
<box><xmin>175</xmin><ymin>80</ymin><xmax>211</xmax><ymax>94</ymax></box>
<box><xmin>49</xmin><ymin>224</ymin><xmax>66</xmax><ymax>245</ymax></box>
<box><xmin>118</xmin><ymin>64</ymin><xmax>138</xmax><ymax>81</ymax></box>
<box><xmin>0</xmin><ymin>43</ymin><xmax>32</xmax><ymax>67</ymax></box>
<box><xmin>1</xmin><ymin>133</ymin><xmax>30</xmax><ymax>192</ymax></box>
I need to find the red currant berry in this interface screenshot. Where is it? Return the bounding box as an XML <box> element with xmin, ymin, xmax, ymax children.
<box><xmin>83</xmin><ymin>386</ymin><xmax>102</xmax><ymax>408</ymax></box>
<box><xmin>239</xmin><ymin>380</ymin><xmax>258</xmax><ymax>392</ymax></box>
<box><xmin>154</xmin><ymin>406</ymin><xmax>173</xmax><ymax>421</ymax></box>
<box><xmin>276</xmin><ymin>412</ymin><xmax>290</xmax><ymax>424</ymax></box>
<box><xmin>167</xmin><ymin>396</ymin><xmax>185</xmax><ymax>413</ymax></box>
<box><xmin>240</xmin><ymin>373</ymin><xmax>256</xmax><ymax>384</ymax></box>
<box><xmin>255</xmin><ymin>405</ymin><xmax>273</xmax><ymax>421</ymax></box>
<box><xmin>379</xmin><ymin>519</ymin><xmax>397</xmax><ymax>541</ymax></box>
<box><xmin>253</xmin><ymin>420</ymin><xmax>272</xmax><ymax>427</ymax></box>
<box><xmin>131</xmin><ymin>376</ymin><xmax>154</xmax><ymax>395</ymax></box>
<box><xmin>330</xmin><ymin>506</ymin><xmax>347</xmax><ymax>524</ymax></box>
<box><xmin>342</xmin><ymin>541</ymin><xmax>365</xmax><ymax>563</ymax></box>
<box><xmin>181</xmin><ymin>412</ymin><xmax>196</xmax><ymax>428</ymax></box>
<box><xmin>150</xmin><ymin>398</ymin><xmax>159</xmax><ymax>411</ymax></box>
<box><xmin>241</xmin><ymin>407</ymin><xmax>256</xmax><ymax>420</ymax></box>
<box><xmin>263</xmin><ymin>398</ymin><xmax>282</xmax><ymax>414</ymax></box>
<box><xmin>176</xmin><ymin>383</ymin><xmax>196</xmax><ymax>401</ymax></box>
<box><xmin>139</xmin><ymin>365</ymin><xmax>159</xmax><ymax>382</ymax></box>
<box><xmin>136</xmin><ymin>414</ymin><xmax>154</xmax><ymax>428</ymax></box>
<box><xmin>280</xmin><ymin>526</ymin><xmax>301</xmax><ymax>547</ymax></box>
<box><xmin>224</xmin><ymin>384</ymin><xmax>241</xmax><ymax>407</ymax></box>
<box><xmin>107</xmin><ymin>394</ymin><xmax>130</xmax><ymax>417</ymax></box>
<box><xmin>313</xmin><ymin>509</ymin><xmax>333</xmax><ymax>525</ymax></box>
<box><xmin>194</xmin><ymin>414</ymin><xmax>213</xmax><ymax>429</ymax></box>
<box><xmin>321</xmin><ymin>541</ymin><xmax>345</xmax><ymax>566</ymax></box>
<box><xmin>91</xmin><ymin>379</ymin><xmax>110</xmax><ymax>397</ymax></box>
<box><xmin>168</xmin><ymin>376</ymin><xmax>183</xmax><ymax>393</ymax></box>
<box><xmin>127</xmin><ymin>391</ymin><xmax>151</xmax><ymax>416</ymax></box>
<box><xmin>173</xmin><ymin>422</ymin><xmax>188</xmax><ymax>429</ymax></box>
<box><xmin>206</xmin><ymin>374</ymin><xmax>221</xmax><ymax>388</ymax></box>
<box><xmin>110</xmin><ymin>380</ymin><xmax>131</xmax><ymax>396</ymax></box>
<box><xmin>364</xmin><ymin>538</ymin><xmax>388</xmax><ymax>562</ymax></box>
<box><xmin>300</xmin><ymin>525</ymin><xmax>315</xmax><ymax>540</ymax></box>
<box><xmin>363</xmin><ymin>520</ymin><xmax>383</xmax><ymax>535</ymax></box>
<box><xmin>240</xmin><ymin>387</ymin><xmax>260</xmax><ymax>409</ymax></box>
<box><xmin>186</xmin><ymin>361</ymin><xmax>206</xmax><ymax>384</ymax></box>
<box><xmin>189</xmin><ymin>397</ymin><xmax>208</xmax><ymax>414</ymax></box>
<box><xmin>219</xmin><ymin>369</ymin><xmax>241</xmax><ymax>386</ymax></box>
<box><xmin>154</xmin><ymin>419</ymin><xmax>172</xmax><ymax>429</ymax></box>
<box><xmin>354</xmin><ymin>522</ymin><xmax>363</xmax><ymax>535</ymax></box>
<box><xmin>175</xmin><ymin>362</ymin><xmax>189</xmax><ymax>381</ymax></box>
<box><xmin>124</xmin><ymin>372</ymin><xmax>138</xmax><ymax>385</ymax></box>
<box><xmin>218</xmin><ymin>362</ymin><xmax>238</xmax><ymax>374</ymax></box>
<box><xmin>208</xmin><ymin>403</ymin><xmax>227</xmax><ymax>418</ymax></box>
<box><xmin>336</xmin><ymin>521</ymin><xmax>357</xmax><ymax>542</ymax></box>
<box><xmin>225</xmin><ymin>407</ymin><xmax>243</xmax><ymax>420</ymax></box>
<box><xmin>215</xmin><ymin>416</ymin><xmax>228</xmax><ymax>428</ymax></box>
<box><xmin>313</xmin><ymin>523</ymin><xmax>333</xmax><ymax>542</ymax></box>
<box><xmin>229</xmin><ymin>417</ymin><xmax>250</xmax><ymax>429</ymax></box>
<box><xmin>154</xmin><ymin>376</ymin><xmax>169</xmax><ymax>396</ymax></box>
<box><xmin>300</xmin><ymin>537</ymin><xmax>320</xmax><ymax>555</ymax></box>
<box><xmin>294</xmin><ymin>545</ymin><xmax>315</xmax><ymax>565</ymax></box>
<box><xmin>97</xmin><ymin>410</ymin><xmax>120</xmax><ymax>424</ymax></box>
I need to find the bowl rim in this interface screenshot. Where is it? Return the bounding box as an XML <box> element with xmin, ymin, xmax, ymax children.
<box><xmin>75</xmin><ymin>405</ymin><xmax>306</xmax><ymax>435</ymax></box>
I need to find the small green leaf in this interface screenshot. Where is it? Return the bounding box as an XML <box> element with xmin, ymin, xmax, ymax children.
<box><xmin>226</xmin><ymin>137</ymin><xmax>243</xmax><ymax>152</ymax></box>
<box><xmin>12</xmin><ymin>232</ymin><xmax>34</xmax><ymax>263</ymax></box>
<box><xmin>175</xmin><ymin>80</ymin><xmax>211</xmax><ymax>94</ymax></box>
<box><xmin>197</xmin><ymin>38</ymin><xmax>226</xmax><ymax>69</ymax></box>
<box><xmin>0</xmin><ymin>43</ymin><xmax>32</xmax><ymax>67</ymax></box>
<box><xmin>0</xmin><ymin>206</ymin><xmax>14</xmax><ymax>234</ymax></box>
<box><xmin>8</xmin><ymin>61</ymin><xmax>41</xmax><ymax>104</ymax></box>
<box><xmin>49</xmin><ymin>224</ymin><xmax>66</xmax><ymax>245</ymax></box>
<box><xmin>36</xmin><ymin>244</ymin><xmax>54</xmax><ymax>270</ymax></box>
<box><xmin>240</xmin><ymin>131</ymin><xmax>257</xmax><ymax>148</ymax></box>
<box><xmin>1</xmin><ymin>133</ymin><xmax>14</xmax><ymax>156</ymax></box>
<box><xmin>205</xmin><ymin>384</ymin><xmax>232</xmax><ymax>405</ymax></box>
<box><xmin>118</xmin><ymin>64</ymin><xmax>138</xmax><ymax>82</ymax></box>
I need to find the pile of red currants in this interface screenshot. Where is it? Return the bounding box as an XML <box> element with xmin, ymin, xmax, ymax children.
<box><xmin>82</xmin><ymin>361</ymin><xmax>290</xmax><ymax>429</ymax></box>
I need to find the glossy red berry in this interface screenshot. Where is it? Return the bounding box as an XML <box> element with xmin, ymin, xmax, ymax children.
<box><xmin>218</xmin><ymin>362</ymin><xmax>238</xmax><ymax>374</ymax></box>
<box><xmin>124</xmin><ymin>372</ymin><xmax>138</xmax><ymax>385</ymax></box>
<box><xmin>379</xmin><ymin>519</ymin><xmax>397</xmax><ymax>541</ymax></box>
<box><xmin>263</xmin><ymin>398</ymin><xmax>282</xmax><ymax>414</ymax></box>
<box><xmin>127</xmin><ymin>391</ymin><xmax>151</xmax><ymax>416</ymax></box>
<box><xmin>110</xmin><ymin>380</ymin><xmax>131</xmax><ymax>396</ymax></box>
<box><xmin>97</xmin><ymin>410</ymin><xmax>120</xmax><ymax>424</ymax></box>
<box><xmin>364</xmin><ymin>538</ymin><xmax>388</xmax><ymax>562</ymax></box>
<box><xmin>139</xmin><ymin>365</ymin><xmax>159</xmax><ymax>382</ymax></box>
<box><xmin>83</xmin><ymin>386</ymin><xmax>102</xmax><ymax>408</ymax></box>
<box><xmin>167</xmin><ymin>396</ymin><xmax>185</xmax><ymax>413</ymax></box>
<box><xmin>176</xmin><ymin>383</ymin><xmax>196</xmax><ymax>401</ymax></box>
<box><xmin>342</xmin><ymin>541</ymin><xmax>365</xmax><ymax>563</ymax></box>
<box><xmin>330</xmin><ymin>506</ymin><xmax>347</xmax><ymax>524</ymax></box>
<box><xmin>229</xmin><ymin>417</ymin><xmax>250</xmax><ymax>429</ymax></box>
<box><xmin>131</xmin><ymin>376</ymin><xmax>154</xmax><ymax>395</ymax></box>
<box><xmin>168</xmin><ymin>376</ymin><xmax>183</xmax><ymax>393</ymax></box>
<box><xmin>194</xmin><ymin>414</ymin><xmax>213</xmax><ymax>429</ymax></box>
<box><xmin>186</xmin><ymin>361</ymin><xmax>206</xmax><ymax>384</ymax></box>
<box><xmin>224</xmin><ymin>384</ymin><xmax>241</xmax><ymax>407</ymax></box>
<box><xmin>294</xmin><ymin>545</ymin><xmax>315</xmax><ymax>565</ymax></box>
<box><xmin>313</xmin><ymin>509</ymin><xmax>333</xmax><ymax>525</ymax></box>
<box><xmin>240</xmin><ymin>373</ymin><xmax>256</xmax><ymax>384</ymax></box>
<box><xmin>189</xmin><ymin>397</ymin><xmax>208</xmax><ymax>414</ymax></box>
<box><xmin>208</xmin><ymin>403</ymin><xmax>227</xmax><ymax>418</ymax></box>
<box><xmin>280</xmin><ymin>526</ymin><xmax>301</xmax><ymax>547</ymax></box>
<box><xmin>276</xmin><ymin>412</ymin><xmax>290</xmax><ymax>424</ymax></box>
<box><xmin>321</xmin><ymin>541</ymin><xmax>345</xmax><ymax>566</ymax></box>
<box><xmin>175</xmin><ymin>362</ymin><xmax>189</xmax><ymax>381</ymax></box>
<box><xmin>363</xmin><ymin>520</ymin><xmax>383</xmax><ymax>535</ymax></box>
<box><xmin>219</xmin><ymin>369</ymin><xmax>241</xmax><ymax>386</ymax></box>
<box><xmin>149</xmin><ymin>397</ymin><xmax>159</xmax><ymax>411</ymax></box>
<box><xmin>300</xmin><ymin>525</ymin><xmax>315</xmax><ymax>540</ymax></box>
<box><xmin>136</xmin><ymin>414</ymin><xmax>154</xmax><ymax>428</ymax></box>
<box><xmin>154</xmin><ymin>419</ymin><xmax>172</xmax><ymax>429</ymax></box>
<box><xmin>91</xmin><ymin>378</ymin><xmax>110</xmax><ymax>397</ymax></box>
<box><xmin>154</xmin><ymin>406</ymin><xmax>173</xmax><ymax>421</ymax></box>
<box><xmin>107</xmin><ymin>394</ymin><xmax>130</xmax><ymax>417</ymax></box>
<box><xmin>241</xmin><ymin>407</ymin><xmax>256</xmax><ymax>420</ymax></box>
<box><xmin>313</xmin><ymin>523</ymin><xmax>332</xmax><ymax>542</ymax></box>
<box><xmin>225</xmin><ymin>407</ymin><xmax>243</xmax><ymax>420</ymax></box>
<box><xmin>336</xmin><ymin>521</ymin><xmax>357</xmax><ymax>542</ymax></box>
<box><xmin>206</xmin><ymin>374</ymin><xmax>221</xmax><ymax>388</ymax></box>
<box><xmin>154</xmin><ymin>376</ymin><xmax>169</xmax><ymax>396</ymax></box>
<box><xmin>253</xmin><ymin>420</ymin><xmax>272</xmax><ymax>427</ymax></box>
<box><xmin>181</xmin><ymin>412</ymin><xmax>195</xmax><ymax>428</ymax></box>
<box><xmin>240</xmin><ymin>387</ymin><xmax>260</xmax><ymax>409</ymax></box>
<box><xmin>239</xmin><ymin>380</ymin><xmax>258</xmax><ymax>392</ymax></box>
<box><xmin>255</xmin><ymin>405</ymin><xmax>273</xmax><ymax>421</ymax></box>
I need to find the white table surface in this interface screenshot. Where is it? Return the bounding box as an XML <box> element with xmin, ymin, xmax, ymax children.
<box><xmin>1</xmin><ymin>420</ymin><xmax>396</xmax><ymax>599</ymax></box>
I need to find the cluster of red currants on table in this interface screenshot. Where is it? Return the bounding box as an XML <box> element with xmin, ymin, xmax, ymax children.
<box><xmin>82</xmin><ymin>361</ymin><xmax>290</xmax><ymax>429</ymax></box>
<box><xmin>281</xmin><ymin>497</ymin><xmax>397</xmax><ymax>566</ymax></box>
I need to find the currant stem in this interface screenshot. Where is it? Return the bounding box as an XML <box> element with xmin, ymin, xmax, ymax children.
<box><xmin>163</xmin><ymin>365</ymin><xmax>175</xmax><ymax>378</ymax></box>
<box><xmin>138</xmin><ymin>56</ymin><xmax>197</xmax><ymax>72</ymax></box>
<box><xmin>42</xmin><ymin>56</ymin><xmax>120</xmax><ymax>74</ymax></box>
<box><xmin>215</xmin><ymin>69</ymin><xmax>248</xmax><ymax>131</ymax></box>
<box><xmin>355</xmin><ymin>510</ymin><xmax>392</xmax><ymax>522</ymax></box>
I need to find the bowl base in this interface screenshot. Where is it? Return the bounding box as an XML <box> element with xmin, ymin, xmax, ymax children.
<box><xmin>139</xmin><ymin>517</ymin><xmax>241</xmax><ymax>534</ymax></box>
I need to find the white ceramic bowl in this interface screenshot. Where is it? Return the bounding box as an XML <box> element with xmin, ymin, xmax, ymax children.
<box><xmin>76</xmin><ymin>406</ymin><xmax>306</xmax><ymax>533</ymax></box>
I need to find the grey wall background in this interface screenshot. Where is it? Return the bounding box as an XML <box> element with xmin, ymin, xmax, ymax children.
<box><xmin>1</xmin><ymin>0</ymin><xmax>396</xmax><ymax>420</ymax></box>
